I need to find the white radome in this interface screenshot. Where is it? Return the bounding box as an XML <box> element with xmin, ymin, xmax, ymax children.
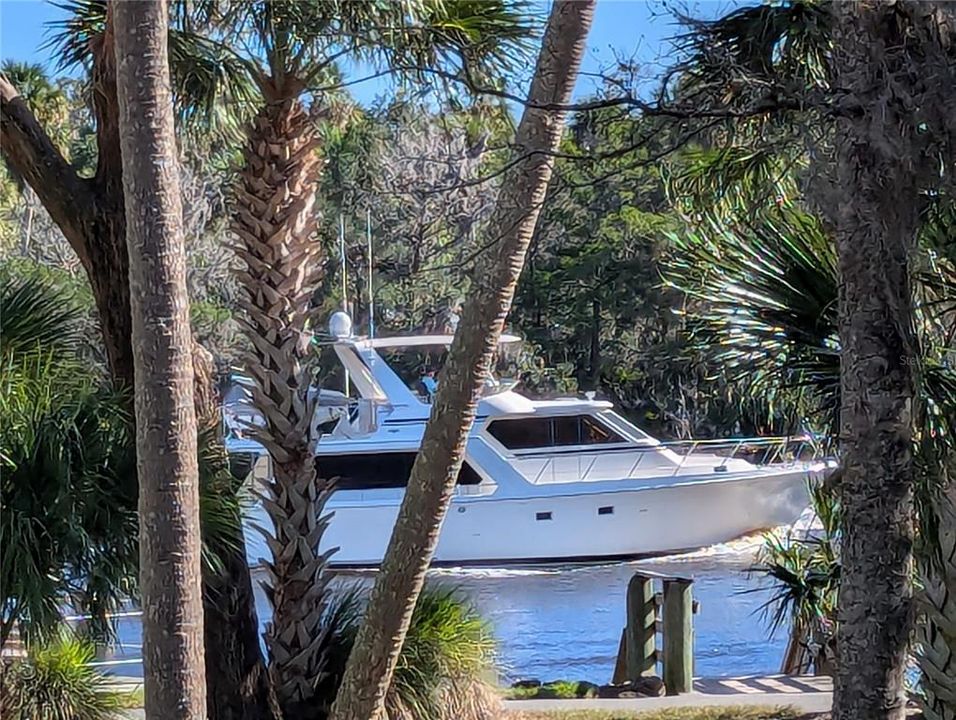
<box><xmin>329</xmin><ymin>311</ymin><xmax>353</xmax><ymax>339</ymax></box>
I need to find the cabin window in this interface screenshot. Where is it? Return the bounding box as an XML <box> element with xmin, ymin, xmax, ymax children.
<box><xmin>580</xmin><ymin>415</ymin><xmax>621</xmax><ymax>444</ymax></box>
<box><xmin>535</xmin><ymin>511</ymin><xmax>552</xmax><ymax>521</ymax></box>
<box><xmin>319</xmin><ymin>452</ymin><xmax>482</xmax><ymax>490</ymax></box>
<box><xmin>551</xmin><ymin>416</ymin><xmax>581</xmax><ymax>446</ymax></box>
<box><xmin>487</xmin><ymin>415</ymin><xmax>626</xmax><ymax>450</ymax></box>
<box><xmin>486</xmin><ymin>418</ymin><xmax>552</xmax><ymax>450</ymax></box>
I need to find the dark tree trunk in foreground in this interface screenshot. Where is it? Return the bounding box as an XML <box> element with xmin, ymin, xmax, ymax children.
<box><xmin>827</xmin><ymin>3</ymin><xmax>924</xmax><ymax>719</ymax></box>
<box><xmin>826</xmin><ymin>5</ymin><xmax>956</xmax><ymax>719</ymax></box>
<box><xmin>328</xmin><ymin>3</ymin><xmax>596</xmax><ymax>718</ymax></box>
<box><xmin>114</xmin><ymin>2</ymin><xmax>205</xmax><ymax>717</ymax></box>
<box><xmin>1</xmin><ymin>16</ymin><xmax>271</xmax><ymax>719</ymax></box>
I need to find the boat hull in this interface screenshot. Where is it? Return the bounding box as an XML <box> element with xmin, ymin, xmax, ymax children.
<box><xmin>243</xmin><ymin>466</ymin><xmax>811</xmax><ymax>568</ymax></box>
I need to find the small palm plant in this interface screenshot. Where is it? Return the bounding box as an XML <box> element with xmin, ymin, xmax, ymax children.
<box><xmin>0</xmin><ymin>271</ymin><xmax>137</xmax><ymax>647</ymax></box>
<box><xmin>314</xmin><ymin>584</ymin><xmax>498</xmax><ymax>720</ymax></box>
<box><xmin>0</xmin><ymin>631</ymin><xmax>122</xmax><ymax>720</ymax></box>
<box><xmin>751</xmin><ymin>483</ymin><xmax>840</xmax><ymax>675</ymax></box>
<box><xmin>0</xmin><ymin>268</ymin><xmax>247</xmax><ymax>648</ymax></box>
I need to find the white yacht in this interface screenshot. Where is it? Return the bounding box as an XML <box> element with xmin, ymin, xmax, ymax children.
<box><xmin>226</xmin><ymin>330</ymin><xmax>821</xmax><ymax>568</ymax></box>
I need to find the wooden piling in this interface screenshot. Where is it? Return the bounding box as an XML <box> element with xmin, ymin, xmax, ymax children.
<box><xmin>662</xmin><ymin>578</ymin><xmax>694</xmax><ymax>694</ymax></box>
<box><xmin>624</xmin><ymin>573</ymin><xmax>657</xmax><ymax>680</ymax></box>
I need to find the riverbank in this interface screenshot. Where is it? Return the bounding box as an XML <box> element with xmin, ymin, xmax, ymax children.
<box><xmin>120</xmin><ymin>701</ymin><xmax>822</xmax><ymax>720</ymax></box>
<box><xmin>113</xmin><ymin>676</ymin><xmax>833</xmax><ymax>718</ymax></box>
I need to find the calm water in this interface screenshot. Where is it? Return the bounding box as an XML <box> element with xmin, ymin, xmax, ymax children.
<box><xmin>100</xmin><ymin>535</ymin><xmax>787</xmax><ymax>682</ymax></box>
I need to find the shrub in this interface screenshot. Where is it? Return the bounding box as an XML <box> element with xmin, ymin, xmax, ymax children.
<box><xmin>0</xmin><ymin>632</ymin><xmax>122</xmax><ymax>720</ymax></box>
<box><xmin>318</xmin><ymin>584</ymin><xmax>499</xmax><ymax>720</ymax></box>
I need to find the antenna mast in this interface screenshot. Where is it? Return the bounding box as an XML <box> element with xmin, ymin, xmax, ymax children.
<box><xmin>338</xmin><ymin>213</ymin><xmax>350</xmax><ymax>396</ymax></box>
<box><xmin>339</xmin><ymin>213</ymin><xmax>348</xmax><ymax>313</ymax></box>
<box><xmin>367</xmin><ymin>208</ymin><xmax>375</xmax><ymax>340</ymax></box>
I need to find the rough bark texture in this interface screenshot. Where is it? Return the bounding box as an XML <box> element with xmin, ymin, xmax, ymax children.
<box><xmin>113</xmin><ymin>2</ymin><xmax>206</xmax><ymax>717</ymax></box>
<box><xmin>232</xmin><ymin>96</ymin><xmax>331</xmax><ymax>720</ymax></box>
<box><xmin>824</xmin><ymin>5</ymin><xmax>956</xmax><ymax>720</ymax></box>
<box><xmin>327</xmin><ymin>3</ymin><xmax>596</xmax><ymax>719</ymax></box>
<box><xmin>1</xmin><ymin>20</ymin><xmax>272</xmax><ymax>720</ymax></box>
<box><xmin>828</xmin><ymin>4</ymin><xmax>918</xmax><ymax>719</ymax></box>
<box><xmin>921</xmin><ymin>485</ymin><xmax>956</xmax><ymax>720</ymax></box>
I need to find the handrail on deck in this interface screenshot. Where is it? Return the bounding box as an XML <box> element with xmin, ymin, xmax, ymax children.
<box><xmin>527</xmin><ymin>435</ymin><xmax>822</xmax><ymax>484</ymax></box>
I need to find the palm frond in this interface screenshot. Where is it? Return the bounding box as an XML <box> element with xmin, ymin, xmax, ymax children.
<box><xmin>48</xmin><ymin>0</ymin><xmax>106</xmax><ymax>71</ymax></box>
<box><xmin>0</xmin><ymin>271</ymin><xmax>84</xmax><ymax>362</ymax></box>
<box><xmin>675</xmin><ymin>0</ymin><xmax>833</xmax><ymax>95</ymax></box>
<box><xmin>50</xmin><ymin>0</ymin><xmax>257</xmax><ymax>138</ymax></box>
<box><xmin>167</xmin><ymin>26</ymin><xmax>259</xmax><ymax>139</ymax></box>
<box><xmin>665</xmin><ymin>202</ymin><xmax>840</xmax><ymax>431</ymax></box>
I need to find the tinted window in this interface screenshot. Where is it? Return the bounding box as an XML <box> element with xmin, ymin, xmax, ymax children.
<box><xmin>551</xmin><ymin>416</ymin><xmax>580</xmax><ymax>446</ymax></box>
<box><xmin>319</xmin><ymin>453</ymin><xmax>482</xmax><ymax>490</ymax></box>
<box><xmin>486</xmin><ymin>418</ymin><xmax>552</xmax><ymax>450</ymax></box>
<box><xmin>487</xmin><ymin>415</ymin><xmax>625</xmax><ymax>450</ymax></box>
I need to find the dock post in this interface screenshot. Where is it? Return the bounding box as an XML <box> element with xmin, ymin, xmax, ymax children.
<box><xmin>662</xmin><ymin>578</ymin><xmax>694</xmax><ymax>694</ymax></box>
<box><xmin>624</xmin><ymin>573</ymin><xmax>657</xmax><ymax>680</ymax></box>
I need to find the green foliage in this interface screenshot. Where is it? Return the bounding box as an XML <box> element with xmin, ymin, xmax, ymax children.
<box><xmin>0</xmin><ymin>632</ymin><xmax>122</xmax><ymax>720</ymax></box>
<box><xmin>677</xmin><ymin>0</ymin><xmax>832</xmax><ymax>89</ymax></box>
<box><xmin>0</xmin><ymin>270</ymin><xmax>84</xmax><ymax>358</ymax></box>
<box><xmin>0</xmin><ymin>270</ymin><xmax>243</xmax><ymax>644</ymax></box>
<box><xmin>752</xmin><ymin>483</ymin><xmax>840</xmax><ymax>636</ymax></box>
<box><xmin>317</xmin><ymin>585</ymin><xmax>498</xmax><ymax>720</ymax></box>
<box><xmin>0</xmin><ymin>273</ymin><xmax>137</xmax><ymax>645</ymax></box>
<box><xmin>506</xmin><ymin>680</ymin><xmax>598</xmax><ymax>700</ymax></box>
<box><xmin>664</xmin><ymin>202</ymin><xmax>840</xmax><ymax>434</ymax></box>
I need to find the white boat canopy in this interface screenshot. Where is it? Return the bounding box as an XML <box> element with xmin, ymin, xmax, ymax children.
<box><xmin>363</xmin><ymin>333</ymin><xmax>521</xmax><ymax>349</ymax></box>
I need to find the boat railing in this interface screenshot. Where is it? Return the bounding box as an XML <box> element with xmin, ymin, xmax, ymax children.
<box><xmin>529</xmin><ymin>435</ymin><xmax>827</xmax><ymax>485</ymax></box>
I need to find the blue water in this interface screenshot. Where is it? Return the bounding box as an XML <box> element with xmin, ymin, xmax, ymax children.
<box><xmin>99</xmin><ymin>539</ymin><xmax>787</xmax><ymax>682</ymax></box>
<box><xmin>429</xmin><ymin>554</ymin><xmax>785</xmax><ymax>682</ymax></box>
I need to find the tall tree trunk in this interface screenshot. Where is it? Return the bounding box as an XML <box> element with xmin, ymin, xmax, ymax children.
<box><xmin>2</xmin><ymin>29</ymin><xmax>272</xmax><ymax>720</ymax></box>
<box><xmin>920</xmin><ymin>485</ymin><xmax>956</xmax><ymax>720</ymax></box>
<box><xmin>113</xmin><ymin>2</ymin><xmax>205</xmax><ymax>717</ymax></box>
<box><xmin>232</xmin><ymin>95</ymin><xmax>330</xmax><ymax>720</ymax></box>
<box><xmin>825</xmin><ymin>5</ymin><xmax>956</xmax><ymax>719</ymax></box>
<box><xmin>827</xmin><ymin>4</ymin><xmax>920</xmax><ymax>719</ymax></box>
<box><xmin>328</xmin><ymin>3</ymin><xmax>595</xmax><ymax>718</ymax></box>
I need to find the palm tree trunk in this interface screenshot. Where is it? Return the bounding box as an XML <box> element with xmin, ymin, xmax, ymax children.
<box><xmin>113</xmin><ymin>2</ymin><xmax>205</xmax><ymax>717</ymax></box>
<box><xmin>328</xmin><ymin>3</ymin><xmax>596</xmax><ymax>719</ymax></box>
<box><xmin>232</xmin><ymin>95</ymin><xmax>330</xmax><ymax>720</ymax></box>
<box><xmin>827</xmin><ymin>4</ymin><xmax>922</xmax><ymax>719</ymax></box>
<box><xmin>3</xmin><ymin>26</ymin><xmax>272</xmax><ymax>720</ymax></box>
<box><xmin>919</xmin><ymin>483</ymin><xmax>956</xmax><ymax>720</ymax></box>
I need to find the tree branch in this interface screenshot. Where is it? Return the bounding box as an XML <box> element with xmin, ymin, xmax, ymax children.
<box><xmin>0</xmin><ymin>75</ymin><xmax>96</xmax><ymax>268</ymax></box>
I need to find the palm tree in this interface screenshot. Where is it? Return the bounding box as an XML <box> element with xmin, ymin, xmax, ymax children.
<box><xmin>668</xmin><ymin>4</ymin><xmax>956</xmax><ymax>716</ymax></box>
<box><xmin>0</xmin><ymin>7</ymin><xmax>271</xmax><ymax>716</ymax></box>
<box><xmin>113</xmin><ymin>2</ymin><xmax>205</xmax><ymax>716</ymax></box>
<box><xmin>329</xmin><ymin>3</ymin><xmax>596</xmax><ymax>718</ymax></box>
<box><xmin>201</xmin><ymin>3</ymin><xmax>534</xmax><ymax>715</ymax></box>
<box><xmin>668</xmin><ymin>197</ymin><xmax>956</xmax><ymax>720</ymax></box>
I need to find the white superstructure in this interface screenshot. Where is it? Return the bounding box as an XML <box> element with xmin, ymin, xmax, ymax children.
<box><xmin>226</xmin><ymin>333</ymin><xmax>820</xmax><ymax>567</ymax></box>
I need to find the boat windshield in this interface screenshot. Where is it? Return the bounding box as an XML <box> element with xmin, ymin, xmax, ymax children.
<box><xmin>377</xmin><ymin>343</ymin><xmax>518</xmax><ymax>403</ymax></box>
